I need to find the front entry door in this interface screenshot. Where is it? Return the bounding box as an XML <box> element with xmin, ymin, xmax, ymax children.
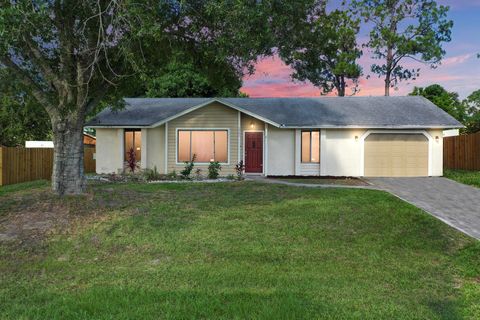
<box><xmin>245</xmin><ymin>132</ymin><xmax>263</xmax><ymax>173</ymax></box>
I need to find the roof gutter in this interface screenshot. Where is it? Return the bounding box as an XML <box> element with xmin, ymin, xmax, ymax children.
<box><xmin>279</xmin><ymin>125</ymin><xmax>464</xmax><ymax>129</ymax></box>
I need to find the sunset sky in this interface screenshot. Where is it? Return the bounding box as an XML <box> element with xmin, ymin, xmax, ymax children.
<box><xmin>241</xmin><ymin>0</ymin><xmax>480</xmax><ymax>99</ymax></box>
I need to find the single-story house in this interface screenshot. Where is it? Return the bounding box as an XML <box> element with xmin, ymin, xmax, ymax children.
<box><xmin>86</xmin><ymin>96</ymin><xmax>462</xmax><ymax>177</ymax></box>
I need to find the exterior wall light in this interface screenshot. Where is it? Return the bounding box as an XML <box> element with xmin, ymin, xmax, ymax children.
<box><xmin>355</xmin><ymin>135</ymin><xmax>359</xmax><ymax>142</ymax></box>
<box><xmin>435</xmin><ymin>136</ymin><xmax>439</xmax><ymax>142</ymax></box>
<box><xmin>250</xmin><ymin>122</ymin><xmax>255</xmax><ymax>129</ymax></box>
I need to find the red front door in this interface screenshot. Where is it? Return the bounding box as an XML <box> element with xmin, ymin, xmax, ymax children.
<box><xmin>245</xmin><ymin>132</ymin><xmax>263</xmax><ymax>173</ymax></box>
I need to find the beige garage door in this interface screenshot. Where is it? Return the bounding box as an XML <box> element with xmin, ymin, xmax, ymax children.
<box><xmin>364</xmin><ymin>134</ymin><xmax>429</xmax><ymax>177</ymax></box>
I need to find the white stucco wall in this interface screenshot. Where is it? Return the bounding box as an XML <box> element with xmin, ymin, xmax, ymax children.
<box><xmin>143</xmin><ymin>125</ymin><xmax>166</xmax><ymax>173</ymax></box>
<box><xmin>266</xmin><ymin>128</ymin><xmax>442</xmax><ymax>177</ymax></box>
<box><xmin>428</xmin><ymin>129</ymin><xmax>443</xmax><ymax>176</ymax></box>
<box><xmin>270</xmin><ymin>128</ymin><xmax>365</xmax><ymax>177</ymax></box>
<box><xmin>322</xmin><ymin>129</ymin><xmax>366</xmax><ymax>177</ymax></box>
<box><xmin>96</xmin><ymin>128</ymin><xmax>123</xmax><ymax>174</ymax></box>
<box><xmin>267</xmin><ymin>126</ymin><xmax>295</xmax><ymax>175</ymax></box>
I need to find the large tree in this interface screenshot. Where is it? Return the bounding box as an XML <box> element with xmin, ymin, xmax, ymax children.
<box><xmin>352</xmin><ymin>0</ymin><xmax>453</xmax><ymax>96</ymax></box>
<box><xmin>142</xmin><ymin>53</ymin><xmax>243</xmax><ymax>98</ymax></box>
<box><xmin>279</xmin><ymin>8</ymin><xmax>362</xmax><ymax>96</ymax></box>
<box><xmin>0</xmin><ymin>0</ymin><xmax>316</xmax><ymax>195</ymax></box>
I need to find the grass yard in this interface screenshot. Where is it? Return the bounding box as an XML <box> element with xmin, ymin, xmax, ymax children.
<box><xmin>0</xmin><ymin>181</ymin><xmax>479</xmax><ymax>319</ymax></box>
<box><xmin>444</xmin><ymin>169</ymin><xmax>480</xmax><ymax>188</ymax></box>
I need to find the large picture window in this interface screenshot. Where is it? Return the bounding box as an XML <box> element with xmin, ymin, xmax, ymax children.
<box><xmin>301</xmin><ymin>130</ymin><xmax>320</xmax><ymax>163</ymax></box>
<box><xmin>124</xmin><ymin>129</ymin><xmax>141</xmax><ymax>161</ymax></box>
<box><xmin>177</xmin><ymin>130</ymin><xmax>228</xmax><ymax>163</ymax></box>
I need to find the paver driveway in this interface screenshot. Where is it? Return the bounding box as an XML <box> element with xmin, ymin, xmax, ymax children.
<box><xmin>367</xmin><ymin>177</ymin><xmax>480</xmax><ymax>240</ymax></box>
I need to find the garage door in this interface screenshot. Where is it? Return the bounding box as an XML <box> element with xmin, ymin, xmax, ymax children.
<box><xmin>364</xmin><ymin>134</ymin><xmax>428</xmax><ymax>177</ymax></box>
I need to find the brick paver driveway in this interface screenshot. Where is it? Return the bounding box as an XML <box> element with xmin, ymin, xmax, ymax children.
<box><xmin>367</xmin><ymin>177</ymin><xmax>480</xmax><ymax>240</ymax></box>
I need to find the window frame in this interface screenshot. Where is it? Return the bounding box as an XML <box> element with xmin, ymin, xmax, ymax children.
<box><xmin>301</xmin><ymin>130</ymin><xmax>320</xmax><ymax>163</ymax></box>
<box><xmin>124</xmin><ymin>129</ymin><xmax>142</xmax><ymax>162</ymax></box>
<box><xmin>176</xmin><ymin>128</ymin><xmax>230</xmax><ymax>164</ymax></box>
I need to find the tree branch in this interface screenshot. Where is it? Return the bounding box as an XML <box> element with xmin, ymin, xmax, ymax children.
<box><xmin>84</xmin><ymin>83</ymin><xmax>110</xmax><ymax>115</ymax></box>
<box><xmin>0</xmin><ymin>55</ymin><xmax>57</xmax><ymax>117</ymax></box>
<box><xmin>22</xmin><ymin>36</ymin><xmax>63</xmax><ymax>90</ymax></box>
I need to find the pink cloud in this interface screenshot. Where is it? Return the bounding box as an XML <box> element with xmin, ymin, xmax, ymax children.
<box><xmin>441</xmin><ymin>53</ymin><xmax>473</xmax><ymax>66</ymax></box>
<box><xmin>241</xmin><ymin>51</ymin><xmax>480</xmax><ymax>98</ymax></box>
<box><xmin>245</xmin><ymin>56</ymin><xmax>292</xmax><ymax>81</ymax></box>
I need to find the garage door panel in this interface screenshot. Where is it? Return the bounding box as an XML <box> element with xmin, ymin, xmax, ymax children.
<box><xmin>365</xmin><ymin>133</ymin><xmax>428</xmax><ymax>177</ymax></box>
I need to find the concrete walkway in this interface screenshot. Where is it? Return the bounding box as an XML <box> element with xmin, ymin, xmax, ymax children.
<box><xmin>367</xmin><ymin>177</ymin><xmax>480</xmax><ymax>240</ymax></box>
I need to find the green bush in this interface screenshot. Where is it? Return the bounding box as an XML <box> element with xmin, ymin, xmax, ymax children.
<box><xmin>208</xmin><ymin>161</ymin><xmax>221</xmax><ymax>179</ymax></box>
<box><xmin>180</xmin><ymin>154</ymin><xmax>196</xmax><ymax>179</ymax></box>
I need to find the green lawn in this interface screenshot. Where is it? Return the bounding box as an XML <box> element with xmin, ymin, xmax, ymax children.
<box><xmin>273</xmin><ymin>177</ymin><xmax>368</xmax><ymax>186</ymax></box>
<box><xmin>0</xmin><ymin>179</ymin><xmax>49</xmax><ymax>196</ymax></box>
<box><xmin>0</xmin><ymin>181</ymin><xmax>479</xmax><ymax>319</ymax></box>
<box><xmin>444</xmin><ymin>169</ymin><xmax>480</xmax><ymax>188</ymax></box>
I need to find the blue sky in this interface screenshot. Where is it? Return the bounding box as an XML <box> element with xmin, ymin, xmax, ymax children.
<box><xmin>241</xmin><ymin>0</ymin><xmax>480</xmax><ymax>98</ymax></box>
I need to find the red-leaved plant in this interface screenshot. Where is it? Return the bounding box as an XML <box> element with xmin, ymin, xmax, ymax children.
<box><xmin>125</xmin><ymin>147</ymin><xmax>140</xmax><ymax>173</ymax></box>
<box><xmin>235</xmin><ymin>160</ymin><xmax>245</xmax><ymax>180</ymax></box>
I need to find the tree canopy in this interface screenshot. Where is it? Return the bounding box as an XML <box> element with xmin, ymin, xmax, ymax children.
<box><xmin>142</xmin><ymin>53</ymin><xmax>243</xmax><ymax>98</ymax></box>
<box><xmin>279</xmin><ymin>8</ymin><xmax>362</xmax><ymax>96</ymax></box>
<box><xmin>463</xmin><ymin>90</ymin><xmax>480</xmax><ymax>133</ymax></box>
<box><xmin>353</xmin><ymin>0</ymin><xmax>453</xmax><ymax>96</ymax></box>
<box><xmin>0</xmin><ymin>70</ymin><xmax>51</xmax><ymax>147</ymax></box>
<box><xmin>0</xmin><ymin>0</ymin><xmax>319</xmax><ymax>195</ymax></box>
<box><xmin>409</xmin><ymin>84</ymin><xmax>466</xmax><ymax>122</ymax></box>
<box><xmin>410</xmin><ymin>84</ymin><xmax>480</xmax><ymax>133</ymax></box>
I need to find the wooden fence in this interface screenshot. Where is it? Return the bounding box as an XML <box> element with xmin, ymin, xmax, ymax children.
<box><xmin>0</xmin><ymin>147</ymin><xmax>96</xmax><ymax>186</ymax></box>
<box><xmin>444</xmin><ymin>132</ymin><xmax>480</xmax><ymax>171</ymax></box>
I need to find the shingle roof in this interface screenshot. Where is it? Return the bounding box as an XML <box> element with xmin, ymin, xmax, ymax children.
<box><xmin>86</xmin><ymin>96</ymin><xmax>463</xmax><ymax>129</ymax></box>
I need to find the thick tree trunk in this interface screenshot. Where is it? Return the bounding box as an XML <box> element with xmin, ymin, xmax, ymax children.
<box><xmin>51</xmin><ymin>117</ymin><xmax>86</xmax><ymax>195</ymax></box>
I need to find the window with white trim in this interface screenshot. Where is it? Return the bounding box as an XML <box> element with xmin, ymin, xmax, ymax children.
<box><xmin>301</xmin><ymin>130</ymin><xmax>320</xmax><ymax>163</ymax></box>
<box><xmin>124</xmin><ymin>129</ymin><xmax>141</xmax><ymax>161</ymax></box>
<box><xmin>177</xmin><ymin>130</ymin><xmax>228</xmax><ymax>163</ymax></box>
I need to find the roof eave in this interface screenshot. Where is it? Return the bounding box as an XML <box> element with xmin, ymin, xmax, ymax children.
<box><xmin>280</xmin><ymin>125</ymin><xmax>465</xmax><ymax>129</ymax></box>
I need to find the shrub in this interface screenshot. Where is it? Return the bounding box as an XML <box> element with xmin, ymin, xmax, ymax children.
<box><xmin>195</xmin><ymin>168</ymin><xmax>203</xmax><ymax>180</ymax></box>
<box><xmin>208</xmin><ymin>161</ymin><xmax>221</xmax><ymax>179</ymax></box>
<box><xmin>144</xmin><ymin>166</ymin><xmax>163</xmax><ymax>181</ymax></box>
<box><xmin>235</xmin><ymin>160</ymin><xmax>245</xmax><ymax>180</ymax></box>
<box><xmin>125</xmin><ymin>147</ymin><xmax>140</xmax><ymax>173</ymax></box>
<box><xmin>124</xmin><ymin>171</ymin><xmax>145</xmax><ymax>183</ymax></box>
<box><xmin>180</xmin><ymin>154</ymin><xmax>196</xmax><ymax>179</ymax></box>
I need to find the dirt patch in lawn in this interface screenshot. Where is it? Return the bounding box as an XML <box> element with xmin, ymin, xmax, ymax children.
<box><xmin>0</xmin><ymin>184</ymin><xmax>150</xmax><ymax>247</ymax></box>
